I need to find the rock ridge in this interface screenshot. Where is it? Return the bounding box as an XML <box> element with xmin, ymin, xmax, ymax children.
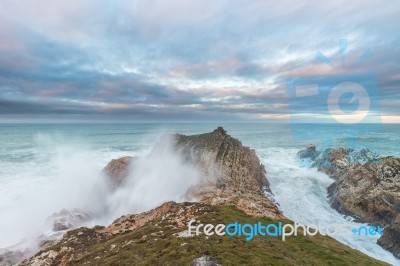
<box><xmin>104</xmin><ymin>127</ymin><xmax>283</xmax><ymax>219</ymax></box>
<box><xmin>171</xmin><ymin>127</ymin><xmax>282</xmax><ymax>219</ymax></box>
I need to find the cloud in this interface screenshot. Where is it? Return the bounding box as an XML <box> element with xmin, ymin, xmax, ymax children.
<box><xmin>0</xmin><ymin>0</ymin><xmax>399</xmax><ymax>122</ymax></box>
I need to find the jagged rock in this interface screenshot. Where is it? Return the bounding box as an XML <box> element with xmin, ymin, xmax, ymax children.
<box><xmin>298</xmin><ymin>146</ymin><xmax>400</xmax><ymax>258</ymax></box>
<box><xmin>307</xmin><ymin>147</ymin><xmax>380</xmax><ymax>178</ymax></box>
<box><xmin>0</xmin><ymin>234</ymin><xmax>65</xmax><ymax>266</ymax></box>
<box><xmin>189</xmin><ymin>255</ymin><xmax>221</xmax><ymax>266</ymax></box>
<box><xmin>48</xmin><ymin>208</ymin><xmax>91</xmax><ymax>231</ymax></box>
<box><xmin>0</xmin><ymin>249</ymin><xmax>25</xmax><ymax>266</ymax></box>
<box><xmin>0</xmin><ymin>220</ymin><xmax>85</xmax><ymax>266</ymax></box>
<box><xmin>101</xmin><ymin>127</ymin><xmax>283</xmax><ymax>219</ymax></box>
<box><xmin>22</xmin><ymin>249</ymin><xmax>60</xmax><ymax>266</ymax></box>
<box><xmin>297</xmin><ymin>144</ymin><xmax>320</xmax><ymax>161</ymax></box>
<box><xmin>378</xmin><ymin>215</ymin><xmax>400</xmax><ymax>259</ymax></box>
<box><xmin>170</xmin><ymin>127</ymin><xmax>282</xmax><ymax>219</ymax></box>
<box><xmin>0</xmin><ymin>210</ymin><xmax>87</xmax><ymax>266</ymax></box>
<box><xmin>102</xmin><ymin>156</ymin><xmax>134</xmax><ymax>185</ymax></box>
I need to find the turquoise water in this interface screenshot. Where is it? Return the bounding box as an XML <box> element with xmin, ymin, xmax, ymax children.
<box><xmin>0</xmin><ymin>123</ymin><xmax>399</xmax><ymax>264</ymax></box>
<box><xmin>1</xmin><ymin>123</ymin><xmax>398</xmax><ymax>162</ymax></box>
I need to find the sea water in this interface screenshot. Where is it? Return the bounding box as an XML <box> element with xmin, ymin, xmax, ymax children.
<box><xmin>0</xmin><ymin>123</ymin><xmax>399</xmax><ymax>264</ymax></box>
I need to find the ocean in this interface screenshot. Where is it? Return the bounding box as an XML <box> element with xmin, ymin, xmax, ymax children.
<box><xmin>0</xmin><ymin>123</ymin><xmax>399</xmax><ymax>264</ymax></box>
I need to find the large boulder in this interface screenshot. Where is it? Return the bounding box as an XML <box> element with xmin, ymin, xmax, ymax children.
<box><xmin>297</xmin><ymin>144</ymin><xmax>320</xmax><ymax>161</ymax></box>
<box><xmin>298</xmin><ymin>146</ymin><xmax>400</xmax><ymax>258</ymax></box>
<box><xmin>102</xmin><ymin>156</ymin><xmax>134</xmax><ymax>186</ymax></box>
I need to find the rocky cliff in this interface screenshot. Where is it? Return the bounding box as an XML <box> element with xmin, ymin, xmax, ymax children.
<box><xmin>298</xmin><ymin>145</ymin><xmax>400</xmax><ymax>258</ymax></box>
<box><xmin>104</xmin><ymin>127</ymin><xmax>282</xmax><ymax>219</ymax></box>
<box><xmin>172</xmin><ymin>127</ymin><xmax>282</xmax><ymax>219</ymax></box>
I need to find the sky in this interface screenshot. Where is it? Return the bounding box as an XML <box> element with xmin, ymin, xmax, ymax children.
<box><xmin>0</xmin><ymin>0</ymin><xmax>399</xmax><ymax>123</ymax></box>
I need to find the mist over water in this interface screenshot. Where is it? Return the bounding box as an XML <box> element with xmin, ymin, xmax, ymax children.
<box><xmin>0</xmin><ymin>123</ymin><xmax>399</xmax><ymax>264</ymax></box>
<box><xmin>0</xmin><ymin>127</ymin><xmax>200</xmax><ymax>250</ymax></box>
<box><xmin>99</xmin><ymin>136</ymin><xmax>200</xmax><ymax>224</ymax></box>
<box><xmin>0</xmin><ymin>134</ymin><xmax>104</xmax><ymax>248</ymax></box>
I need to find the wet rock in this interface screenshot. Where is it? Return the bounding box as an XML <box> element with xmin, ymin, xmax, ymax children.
<box><xmin>305</xmin><ymin>147</ymin><xmax>380</xmax><ymax>178</ymax></box>
<box><xmin>298</xmin><ymin>146</ymin><xmax>400</xmax><ymax>258</ymax></box>
<box><xmin>378</xmin><ymin>215</ymin><xmax>400</xmax><ymax>259</ymax></box>
<box><xmin>48</xmin><ymin>208</ymin><xmax>91</xmax><ymax>231</ymax></box>
<box><xmin>0</xmin><ymin>249</ymin><xmax>25</xmax><ymax>266</ymax></box>
<box><xmin>297</xmin><ymin>144</ymin><xmax>320</xmax><ymax>161</ymax></box>
<box><xmin>164</xmin><ymin>127</ymin><xmax>282</xmax><ymax>219</ymax></box>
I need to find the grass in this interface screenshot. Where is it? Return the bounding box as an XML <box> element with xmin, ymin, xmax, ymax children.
<box><xmin>39</xmin><ymin>204</ymin><xmax>389</xmax><ymax>266</ymax></box>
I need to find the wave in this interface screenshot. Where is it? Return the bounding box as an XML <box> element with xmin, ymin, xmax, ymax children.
<box><xmin>259</xmin><ymin>147</ymin><xmax>399</xmax><ymax>265</ymax></box>
<box><xmin>0</xmin><ymin>133</ymin><xmax>199</xmax><ymax>254</ymax></box>
<box><xmin>1</xmin><ymin>127</ymin><xmax>399</xmax><ymax>265</ymax></box>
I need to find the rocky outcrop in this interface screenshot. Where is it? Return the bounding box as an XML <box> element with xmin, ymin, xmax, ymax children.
<box><xmin>48</xmin><ymin>209</ymin><xmax>92</xmax><ymax>232</ymax></box>
<box><xmin>378</xmin><ymin>215</ymin><xmax>400</xmax><ymax>259</ymax></box>
<box><xmin>171</xmin><ymin>127</ymin><xmax>282</xmax><ymax>219</ymax></box>
<box><xmin>0</xmin><ymin>209</ymin><xmax>92</xmax><ymax>266</ymax></box>
<box><xmin>102</xmin><ymin>127</ymin><xmax>283</xmax><ymax>219</ymax></box>
<box><xmin>298</xmin><ymin>146</ymin><xmax>400</xmax><ymax>258</ymax></box>
<box><xmin>102</xmin><ymin>156</ymin><xmax>134</xmax><ymax>186</ymax></box>
<box><xmin>19</xmin><ymin>202</ymin><xmax>215</xmax><ymax>265</ymax></box>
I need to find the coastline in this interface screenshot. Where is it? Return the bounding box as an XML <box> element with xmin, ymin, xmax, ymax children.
<box><xmin>0</xmin><ymin>124</ymin><xmax>399</xmax><ymax>265</ymax></box>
